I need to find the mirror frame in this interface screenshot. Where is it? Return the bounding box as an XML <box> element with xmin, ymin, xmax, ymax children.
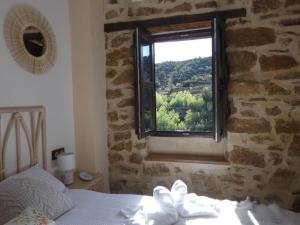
<box><xmin>4</xmin><ymin>4</ymin><xmax>57</xmax><ymax>75</ymax></box>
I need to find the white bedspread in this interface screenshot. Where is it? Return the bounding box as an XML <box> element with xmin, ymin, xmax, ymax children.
<box><xmin>55</xmin><ymin>189</ymin><xmax>300</xmax><ymax>225</ymax></box>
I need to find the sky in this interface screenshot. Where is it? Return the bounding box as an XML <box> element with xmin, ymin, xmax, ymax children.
<box><xmin>154</xmin><ymin>38</ymin><xmax>212</xmax><ymax>63</ymax></box>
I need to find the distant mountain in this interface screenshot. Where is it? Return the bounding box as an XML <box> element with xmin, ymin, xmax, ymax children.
<box><xmin>155</xmin><ymin>57</ymin><xmax>212</xmax><ymax>94</ymax></box>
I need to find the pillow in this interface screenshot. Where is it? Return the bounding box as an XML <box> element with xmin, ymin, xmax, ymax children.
<box><xmin>8</xmin><ymin>165</ymin><xmax>66</xmax><ymax>192</ymax></box>
<box><xmin>4</xmin><ymin>207</ymin><xmax>56</xmax><ymax>225</ymax></box>
<box><xmin>0</xmin><ymin>178</ymin><xmax>73</xmax><ymax>224</ymax></box>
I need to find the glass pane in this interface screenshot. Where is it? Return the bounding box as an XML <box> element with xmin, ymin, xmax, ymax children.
<box><xmin>141</xmin><ymin>44</ymin><xmax>151</xmax><ymax>82</ymax></box>
<box><xmin>155</xmin><ymin>38</ymin><xmax>213</xmax><ymax>132</ymax></box>
<box><xmin>143</xmin><ymin>85</ymin><xmax>154</xmax><ymax>132</ymax></box>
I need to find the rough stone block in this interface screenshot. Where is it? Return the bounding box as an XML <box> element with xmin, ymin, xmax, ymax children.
<box><xmin>136</xmin><ymin>7</ymin><xmax>163</xmax><ymax>16</ymax></box>
<box><xmin>275</xmin><ymin>119</ymin><xmax>300</xmax><ymax>133</ymax></box>
<box><xmin>229</xmin><ymin>80</ymin><xmax>261</xmax><ymax>95</ymax></box>
<box><xmin>106</xmin><ymin>69</ymin><xmax>117</xmax><ymax>79</ymax></box>
<box><xmin>228</xmin><ymin>118</ymin><xmax>271</xmax><ymax>133</ymax></box>
<box><xmin>228</xmin><ymin>51</ymin><xmax>257</xmax><ymax>73</ymax></box>
<box><xmin>280</xmin><ymin>18</ymin><xmax>300</xmax><ymax>26</ymax></box>
<box><xmin>112</xmin><ymin>68</ymin><xmax>135</xmax><ymax>85</ymax></box>
<box><xmin>227</xmin><ymin>27</ymin><xmax>275</xmax><ymax>47</ymax></box>
<box><xmin>114</xmin><ymin>131</ymin><xmax>131</xmax><ymax>142</ymax></box>
<box><xmin>111</xmin><ymin>33</ymin><xmax>131</xmax><ymax>48</ymax></box>
<box><xmin>268</xmin><ymin>145</ymin><xmax>284</xmax><ymax>151</ymax></box>
<box><xmin>107</xmin><ymin>47</ymin><xmax>132</xmax><ymax>66</ymax></box>
<box><xmin>195</xmin><ymin>1</ymin><xmax>217</xmax><ymax>8</ymax></box>
<box><xmin>270</xmin><ymin>168</ymin><xmax>297</xmax><ymax>188</ymax></box>
<box><xmin>191</xmin><ymin>173</ymin><xmax>221</xmax><ymax>197</ymax></box>
<box><xmin>229</xmin><ymin>146</ymin><xmax>265</xmax><ymax>168</ymax></box>
<box><xmin>268</xmin><ymin>152</ymin><xmax>282</xmax><ymax>165</ymax></box>
<box><xmin>143</xmin><ymin>163</ymin><xmax>170</xmax><ymax>176</ymax></box>
<box><xmin>130</xmin><ymin>153</ymin><xmax>144</xmax><ymax>164</ymax></box>
<box><xmin>117</xmin><ymin>98</ymin><xmax>135</xmax><ymax>107</ymax></box>
<box><xmin>135</xmin><ymin>142</ymin><xmax>147</xmax><ymax>150</ymax></box>
<box><xmin>288</xmin><ymin>135</ymin><xmax>300</xmax><ymax>157</ymax></box>
<box><xmin>115</xmin><ymin>164</ymin><xmax>139</xmax><ymax>175</ymax></box>
<box><xmin>252</xmin><ymin>0</ymin><xmax>281</xmax><ymax>14</ymax></box>
<box><xmin>265</xmin><ymin>106</ymin><xmax>282</xmax><ymax>116</ymax></box>
<box><xmin>219</xmin><ymin>174</ymin><xmax>244</xmax><ymax>185</ymax></box>
<box><xmin>285</xmin><ymin>0</ymin><xmax>300</xmax><ymax>7</ymax></box>
<box><xmin>106</xmin><ymin>89</ymin><xmax>122</xmax><ymax>99</ymax></box>
<box><xmin>106</xmin><ymin>9</ymin><xmax>118</xmax><ymax>20</ymax></box>
<box><xmin>165</xmin><ymin>3</ymin><xmax>192</xmax><ymax>14</ymax></box>
<box><xmin>264</xmin><ymin>82</ymin><xmax>291</xmax><ymax>95</ymax></box>
<box><xmin>109</xmin><ymin>152</ymin><xmax>124</xmax><ymax>164</ymax></box>
<box><xmin>111</xmin><ymin>142</ymin><xmax>125</xmax><ymax>151</ymax></box>
<box><xmin>125</xmin><ymin>141</ymin><xmax>133</xmax><ymax>151</ymax></box>
<box><xmin>259</xmin><ymin>55</ymin><xmax>298</xmax><ymax>71</ymax></box>
<box><xmin>107</xmin><ymin>111</ymin><xmax>118</xmax><ymax>122</ymax></box>
<box><xmin>109</xmin><ymin>122</ymin><xmax>134</xmax><ymax>131</ymax></box>
<box><xmin>250</xmin><ymin>135</ymin><xmax>273</xmax><ymax>144</ymax></box>
<box><xmin>240</xmin><ymin>110</ymin><xmax>259</xmax><ymax>118</ymax></box>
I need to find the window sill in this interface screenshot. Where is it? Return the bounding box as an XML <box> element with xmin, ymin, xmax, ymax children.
<box><xmin>144</xmin><ymin>153</ymin><xmax>229</xmax><ymax>165</ymax></box>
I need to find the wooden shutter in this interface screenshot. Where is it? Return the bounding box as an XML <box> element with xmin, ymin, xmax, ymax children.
<box><xmin>134</xmin><ymin>27</ymin><xmax>156</xmax><ymax>139</ymax></box>
<box><xmin>212</xmin><ymin>17</ymin><xmax>228</xmax><ymax>142</ymax></box>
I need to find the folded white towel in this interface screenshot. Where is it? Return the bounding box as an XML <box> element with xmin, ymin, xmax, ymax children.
<box><xmin>121</xmin><ymin>193</ymin><xmax>178</xmax><ymax>225</ymax></box>
<box><xmin>171</xmin><ymin>180</ymin><xmax>187</xmax><ymax>208</ymax></box>
<box><xmin>179</xmin><ymin>194</ymin><xmax>219</xmax><ymax>218</ymax></box>
<box><xmin>153</xmin><ymin>186</ymin><xmax>179</xmax><ymax>223</ymax></box>
<box><xmin>171</xmin><ymin>180</ymin><xmax>220</xmax><ymax>218</ymax></box>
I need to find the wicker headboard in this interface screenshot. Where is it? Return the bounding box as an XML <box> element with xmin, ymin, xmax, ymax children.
<box><xmin>0</xmin><ymin>106</ymin><xmax>47</xmax><ymax>181</ymax></box>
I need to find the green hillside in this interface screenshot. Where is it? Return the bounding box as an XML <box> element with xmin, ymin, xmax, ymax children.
<box><xmin>154</xmin><ymin>57</ymin><xmax>213</xmax><ymax>132</ymax></box>
<box><xmin>155</xmin><ymin>56</ymin><xmax>212</xmax><ymax>95</ymax></box>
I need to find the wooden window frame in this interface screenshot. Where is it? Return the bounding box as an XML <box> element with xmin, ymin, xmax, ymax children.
<box><xmin>134</xmin><ymin>17</ymin><xmax>228</xmax><ymax>141</ymax></box>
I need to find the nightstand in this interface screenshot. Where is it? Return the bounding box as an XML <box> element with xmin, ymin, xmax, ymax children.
<box><xmin>67</xmin><ymin>172</ymin><xmax>104</xmax><ymax>192</ymax></box>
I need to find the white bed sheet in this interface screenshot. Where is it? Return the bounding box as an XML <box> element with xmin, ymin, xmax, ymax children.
<box><xmin>56</xmin><ymin>189</ymin><xmax>300</xmax><ymax>225</ymax></box>
<box><xmin>55</xmin><ymin>189</ymin><xmax>150</xmax><ymax>225</ymax></box>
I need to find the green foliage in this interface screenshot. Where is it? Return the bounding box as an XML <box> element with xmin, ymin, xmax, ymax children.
<box><xmin>156</xmin><ymin>92</ymin><xmax>168</xmax><ymax>108</ymax></box>
<box><xmin>154</xmin><ymin>56</ymin><xmax>213</xmax><ymax>132</ymax></box>
<box><xmin>156</xmin><ymin>90</ymin><xmax>212</xmax><ymax>132</ymax></box>
<box><xmin>156</xmin><ymin>105</ymin><xmax>186</xmax><ymax>131</ymax></box>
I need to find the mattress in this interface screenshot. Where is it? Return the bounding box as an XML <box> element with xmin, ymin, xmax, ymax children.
<box><xmin>56</xmin><ymin>189</ymin><xmax>300</xmax><ymax>225</ymax></box>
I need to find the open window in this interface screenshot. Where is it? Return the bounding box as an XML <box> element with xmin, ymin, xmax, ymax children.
<box><xmin>134</xmin><ymin>17</ymin><xmax>228</xmax><ymax>142</ymax></box>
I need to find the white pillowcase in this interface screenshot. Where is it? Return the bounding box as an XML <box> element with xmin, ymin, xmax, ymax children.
<box><xmin>8</xmin><ymin>165</ymin><xmax>66</xmax><ymax>192</ymax></box>
<box><xmin>0</xmin><ymin>178</ymin><xmax>73</xmax><ymax>224</ymax></box>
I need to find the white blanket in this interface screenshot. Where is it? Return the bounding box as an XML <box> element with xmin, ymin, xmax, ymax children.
<box><xmin>55</xmin><ymin>189</ymin><xmax>300</xmax><ymax>225</ymax></box>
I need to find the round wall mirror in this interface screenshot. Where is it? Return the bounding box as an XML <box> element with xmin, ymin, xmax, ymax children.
<box><xmin>23</xmin><ymin>26</ymin><xmax>46</xmax><ymax>57</ymax></box>
<box><xmin>4</xmin><ymin>4</ymin><xmax>57</xmax><ymax>75</ymax></box>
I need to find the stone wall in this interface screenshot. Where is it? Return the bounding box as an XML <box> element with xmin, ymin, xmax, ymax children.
<box><xmin>104</xmin><ymin>0</ymin><xmax>300</xmax><ymax>209</ymax></box>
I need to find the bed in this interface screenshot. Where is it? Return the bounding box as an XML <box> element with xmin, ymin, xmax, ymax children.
<box><xmin>54</xmin><ymin>189</ymin><xmax>299</xmax><ymax>225</ymax></box>
<box><xmin>0</xmin><ymin>106</ymin><xmax>299</xmax><ymax>225</ymax></box>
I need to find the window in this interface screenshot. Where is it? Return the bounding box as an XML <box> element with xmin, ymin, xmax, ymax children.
<box><xmin>134</xmin><ymin>18</ymin><xmax>228</xmax><ymax>142</ymax></box>
<box><xmin>155</xmin><ymin>37</ymin><xmax>212</xmax><ymax>133</ymax></box>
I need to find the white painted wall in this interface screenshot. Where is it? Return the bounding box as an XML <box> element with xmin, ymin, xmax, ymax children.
<box><xmin>69</xmin><ymin>0</ymin><xmax>109</xmax><ymax>191</ymax></box>
<box><xmin>0</xmin><ymin>0</ymin><xmax>75</xmax><ymax>173</ymax></box>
